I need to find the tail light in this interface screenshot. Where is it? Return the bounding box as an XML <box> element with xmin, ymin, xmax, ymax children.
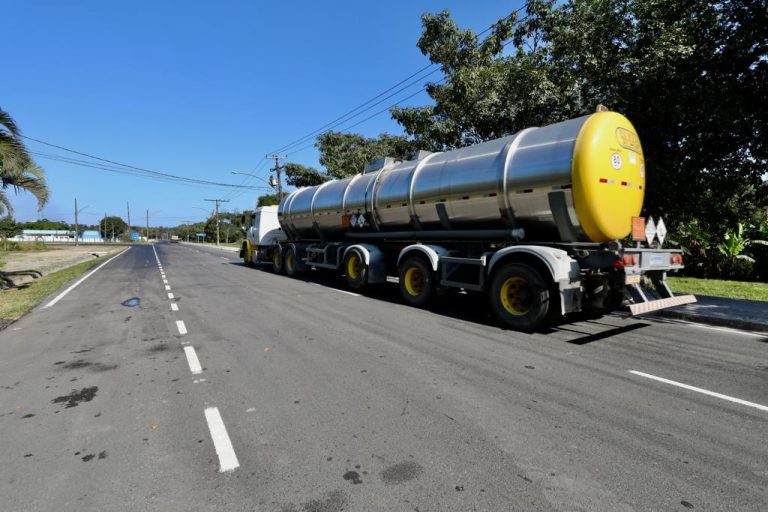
<box><xmin>622</xmin><ymin>255</ymin><xmax>639</xmax><ymax>266</ymax></box>
<box><xmin>614</xmin><ymin>259</ymin><xmax>624</xmax><ymax>269</ymax></box>
<box><xmin>671</xmin><ymin>254</ymin><xmax>683</xmax><ymax>265</ymax></box>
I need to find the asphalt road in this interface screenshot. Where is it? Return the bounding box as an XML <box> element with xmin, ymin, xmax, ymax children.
<box><xmin>1</xmin><ymin>243</ymin><xmax>766</xmax><ymax>511</ymax></box>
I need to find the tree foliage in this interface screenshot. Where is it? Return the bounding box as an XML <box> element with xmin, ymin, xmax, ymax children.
<box><xmin>201</xmin><ymin>211</ymin><xmax>244</xmax><ymax>243</ymax></box>
<box><xmin>17</xmin><ymin>219</ymin><xmax>70</xmax><ymax>230</ymax></box>
<box><xmin>0</xmin><ymin>107</ymin><xmax>48</xmax><ymax>214</ymax></box>
<box><xmin>390</xmin><ymin>1</ymin><xmax>768</xmax><ymax>234</ymax></box>
<box><xmin>0</xmin><ymin>216</ymin><xmax>20</xmax><ymax>240</ymax></box>
<box><xmin>99</xmin><ymin>215</ymin><xmax>127</xmax><ymax>240</ymax></box>
<box><xmin>257</xmin><ymin>194</ymin><xmax>281</xmax><ymax>207</ymax></box>
<box><xmin>283</xmin><ymin>163</ymin><xmax>330</xmax><ymax>188</ymax></box>
<box><xmin>316</xmin><ymin>132</ymin><xmax>422</xmax><ymax>178</ymax></box>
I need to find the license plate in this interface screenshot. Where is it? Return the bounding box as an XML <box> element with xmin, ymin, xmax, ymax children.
<box><xmin>649</xmin><ymin>253</ymin><xmax>666</xmax><ymax>267</ymax></box>
<box><xmin>625</xmin><ymin>274</ymin><xmax>641</xmax><ymax>285</ymax></box>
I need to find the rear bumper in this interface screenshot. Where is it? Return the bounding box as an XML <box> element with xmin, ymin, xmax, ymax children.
<box><xmin>629</xmin><ymin>294</ymin><xmax>697</xmax><ymax>315</ymax></box>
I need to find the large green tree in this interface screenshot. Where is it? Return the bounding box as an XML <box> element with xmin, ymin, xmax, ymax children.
<box><xmin>316</xmin><ymin>132</ymin><xmax>422</xmax><ymax>178</ymax></box>
<box><xmin>0</xmin><ymin>107</ymin><xmax>48</xmax><ymax>214</ymax></box>
<box><xmin>390</xmin><ymin>1</ymin><xmax>768</xmax><ymax>233</ymax></box>
<box><xmin>99</xmin><ymin>215</ymin><xmax>127</xmax><ymax>240</ymax></box>
<box><xmin>283</xmin><ymin>163</ymin><xmax>330</xmax><ymax>188</ymax></box>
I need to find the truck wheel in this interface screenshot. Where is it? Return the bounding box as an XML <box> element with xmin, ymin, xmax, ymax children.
<box><xmin>284</xmin><ymin>247</ymin><xmax>299</xmax><ymax>277</ymax></box>
<box><xmin>343</xmin><ymin>249</ymin><xmax>367</xmax><ymax>289</ymax></box>
<box><xmin>271</xmin><ymin>248</ymin><xmax>284</xmax><ymax>274</ymax></box>
<box><xmin>242</xmin><ymin>243</ymin><xmax>254</xmax><ymax>267</ymax></box>
<box><xmin>489</xmin><ymin>263</ymin><xmax>550</xmax><ymax>331</ymax></box>
<box><xmin>399</xmin><ymin>257</ymin><xmax>434</xmax><ymax>307</ymax></box>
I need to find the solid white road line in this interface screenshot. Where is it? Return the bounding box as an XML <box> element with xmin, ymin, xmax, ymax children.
<box><xmin>176</xmin><ymin>320</ymin><xmax>188</xmax><ymax>335</ymax></box>
<box><xmin>168</xmin><ymin>292</ymin><xmax>175</xmax><ymax>299</ymax></box>
<box><xmin>42</xmin><ymin>248</ymin><xmax>131</xmax><ymax>309</ymax></box>
<box><xmin>184</xmin><ymin>345</ymin><xmax>202</xmax><ymax>374</ymax></box>
<box><xmin>611</xmin><ymin>312</ymin><xmax>761</xmax><ymax>337</ymax></box>
<box><xmin>204</xmin><ymin>407</ymin><xmax>240</xmax><ymax>473</ymax></box>
<box><xmin>629</xmin><ymin>370</ymin><xmax>768</xmax><ymax>412</ymax></box>
<box><xmin>170</xmin><ymin>303</ymin><xmax>179</xmax><ymax>312</ymax></box>
<box><xmin>311</xmin><ymin>282</ymin><xmax>361</xmax><ymax>297</ymax></box>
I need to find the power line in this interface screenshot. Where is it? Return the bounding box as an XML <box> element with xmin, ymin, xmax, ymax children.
<box><xmin>268</xmin><ymin>6</ymin><xmax>527</xmax><ymax>156</ymax></box>
<box><xmin>285</xmin><ymin>82</ymin><xmax>443</xmax><ymax>156</ymax></box>
<box><xmin>269</xmin><ymin>66</ymin><xmax>442</xmax><ymax>154</ymax></box>
<box><xmin>23</xmin><ymin>137</ymin><xmax>266</xmax><ymax>190</ymax></box>
<box><xmin>282</xmin><ymin>18</ymin><xmax>525</xmax><ymax>158</ymax></box>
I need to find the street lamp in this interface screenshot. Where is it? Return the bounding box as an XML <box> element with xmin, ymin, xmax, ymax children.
<box><xmin>231</xmin><ymin>171</ymin><xmax>277</xmax><ymax>189</ymax></box>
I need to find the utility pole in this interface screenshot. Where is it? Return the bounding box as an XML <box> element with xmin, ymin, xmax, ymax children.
<box><xmin>126</xmin><ymin>202</ymin><xmax>131</xmax><ymax>242</ymax></box>
<box><xmin>146</xmin><ymin>210</ymin><xmax>149</xmax><ymax>242</ymax></box>
<box><xmin>204</xmin><ymin>198</ymin><xmax>230</xmax><ymax>246</ymax></box>
<box><xmin>74</xmin><ymin>198</ymin><xmax>79</xmax><ymax>246</ymax></box>
<box><xmin>103</xmin><ymin>212</ymin><xmax>107</xmax><ymax>244</ymax></box>
<box><xmin>266</xmin><ymin>154</ymin><xmax>287</xmax><ymax>199</ymax></box>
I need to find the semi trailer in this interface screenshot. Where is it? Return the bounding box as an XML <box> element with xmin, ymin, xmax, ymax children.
<box><xmin>240</xmin><ymin>109</ymin><xmax>695</xmax><ymax>330</ymax></box>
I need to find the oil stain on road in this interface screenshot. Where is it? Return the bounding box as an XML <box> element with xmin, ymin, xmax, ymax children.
<box><xmin>51</xmin><ymin>386</ymin><xmax>98</xmax><ymax>408</ymax></box>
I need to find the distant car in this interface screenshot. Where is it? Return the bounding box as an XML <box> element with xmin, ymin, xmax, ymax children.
<box><xmin>170</xmin><ymin>235</ymin><xmax>180</xmax><ymax>243</ymax></box>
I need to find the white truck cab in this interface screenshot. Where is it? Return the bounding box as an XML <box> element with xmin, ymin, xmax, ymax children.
<box><xmin>247</xmin><ymin>206</ymin><xmax>286</xmax><ymax>246</ymax></box>
<box><xmin>241</xmin><ymin>206</ymin><xmax>287</xmax><ymax>266</ymax></box>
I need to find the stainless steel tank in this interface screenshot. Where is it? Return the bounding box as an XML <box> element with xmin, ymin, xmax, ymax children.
<box><xmin>278</xmin><ymin>111</ymin><xmax>646</xmax><ymax>243</ymax></box>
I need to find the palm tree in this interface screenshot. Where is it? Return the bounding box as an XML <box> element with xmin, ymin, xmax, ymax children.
<box><xmin>0</xmin><ymin>107</ymin><xmax>48</xmax><ymax>214</ymax></box>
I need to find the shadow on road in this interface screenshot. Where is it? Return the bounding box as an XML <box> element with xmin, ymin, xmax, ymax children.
<box><xmin>227</xmin><ymin>260</ymin><xmax>652</xmax><ymax>344</ymax></box>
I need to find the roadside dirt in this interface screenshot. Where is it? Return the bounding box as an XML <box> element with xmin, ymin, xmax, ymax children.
<box><xmin>1</xmin><ymin>246</ymin><xmax>121</xmax><ymax>286</ymax></box>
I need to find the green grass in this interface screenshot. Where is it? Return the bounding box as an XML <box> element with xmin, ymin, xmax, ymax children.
<box><xmin>0</xmin><ymin>250</ymin><xmax>123</xmax><ymax>323</ymax></box>
<box><xmin>0</xmin><ymin>241</ymin><xmax>49</xmax><ymax>252</ymax></box>
<box><xmin>667</xmin><ymin>276</ymin><xmax>768</xmax><ymax>302</ymax></box>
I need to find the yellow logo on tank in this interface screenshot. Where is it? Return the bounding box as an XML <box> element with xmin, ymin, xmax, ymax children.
<box><xmin>615</xmin><ymin>127</ymin><xmax>641</xmax><ymax>154</ymax></box>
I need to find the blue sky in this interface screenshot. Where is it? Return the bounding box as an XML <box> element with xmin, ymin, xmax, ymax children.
<box><xmin>3</xmin><ymin>0</ymin><xmax>522</xmax><ymax>226</ymax></box>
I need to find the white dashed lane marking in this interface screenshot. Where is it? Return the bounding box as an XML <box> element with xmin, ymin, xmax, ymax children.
<box><xmin>176</xmin><ymin>320</ymin><xmax>188</xmax><ymax>335</ymax></box>
<box><xmin>168</xmin><ymin>293</ymin><xmax>174</xmax><ymax>299</ymax></box>
<box><xmin>204</xmin><ymin>407</ymin><xmax>240</xmax><ymax>472</ymax></box>
<box><xmin>184</xmin><ymin>346</ymin><xmax>203</xmax><ymax>374</ymax></box>
<box><xmin>170</xmin><ymin>303</ymin><xmax>179</xmax><ymax>312</ymax></box>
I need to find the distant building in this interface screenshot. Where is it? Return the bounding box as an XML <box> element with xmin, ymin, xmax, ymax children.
<box><xmin>9</xmin><ymin>229</ymin><xmax>104</xmax><ymax>243</ymax></box>
<box><xmin>81</xmin><ymin>230</ymin><xmax>103</xmax><ymax>243</ymax></box>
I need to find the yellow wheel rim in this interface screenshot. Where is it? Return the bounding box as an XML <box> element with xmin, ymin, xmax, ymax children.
<box><xmin>347</xmin><ymin>254</ymin><xmax>361</xmax><ymax>280</ymax></box>
<box><xmin>286</xmin><ymin>252</ymin><xmax>294</xmax><ymax>271</ymax></box>
<box><xmin>500</xmin><ymin>277</ymin><xmax>532</xmax><ymax>316</ymax></box>
<box><xmin>273</xmin><ymin>251</ymin><xmax>280</xmax><ymax>267</ymax></box>
<box><xmin>404</xmin><ymin>266</ymin><xmax>424</xmax><ymax>296</ymax></box>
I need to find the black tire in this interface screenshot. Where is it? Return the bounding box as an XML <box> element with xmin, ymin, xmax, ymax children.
<box><xmin>284</xmin><ymin>246</ymin><xmax>300</xmax><ymax>277</ymax></box>
<box><xmin>399</xmin><ymin>257</ymin><xmax>435</xmax><ymax>307</ymax></box>
<box><xmin>489</xmin><ymin>263</ymin><xmax>550</xmax><ymax>331</ymax></box>
<box><xmin>271</xmin><ymin>247</ymin><xmax>284</xmax><ymax>274</ymax></box>
<box><xmin>342</xmin><ymin>249</ymin><xmax>367</xmax><ymax>289</ymax></box>
<box><xmin>242</xmin><ymin>243</ymin><xmax>254</xmax><ymax>267</ymax></box>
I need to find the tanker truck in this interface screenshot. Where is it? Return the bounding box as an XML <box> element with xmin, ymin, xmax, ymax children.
<box><xmin>240</xmin><ymin>109</ymin><xmax>695</xmax><ymax>330</ymax></box>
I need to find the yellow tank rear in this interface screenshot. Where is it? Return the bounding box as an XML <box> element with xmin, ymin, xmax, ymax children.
<box><xmin>572</xmin><ymin>111</ymin><xmax>645</xmax><ymax>242</ymax></box>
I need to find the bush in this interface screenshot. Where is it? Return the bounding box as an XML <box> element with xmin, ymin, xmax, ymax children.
<box><xmin>0</xmin><ymin>241</ymin><xmax>49</xmax><ymax>252</ymax></box>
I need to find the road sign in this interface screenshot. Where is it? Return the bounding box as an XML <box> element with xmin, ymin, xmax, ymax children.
<box><xmin>645</xmin><ymin>217</ymin><xmax>657</xmax><ymax>246</ymax></box>
<box><xmin>656</xmin><ymin>218</ymin><xmax>667</xmax><ymax>247</ymax></box>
